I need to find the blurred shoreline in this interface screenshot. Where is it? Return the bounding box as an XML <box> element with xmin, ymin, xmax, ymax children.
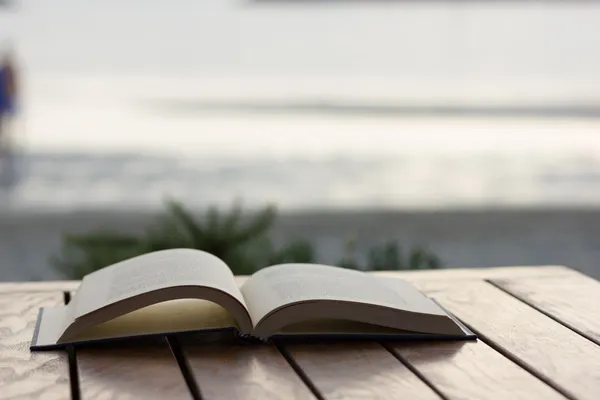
<box><xmin>2</xmin><ymin>207</ymin><xmax>599</xmax><ymax>282</ymax></box>
<box><xmin>4</xmin><ymin>143</ymin><xmax>600</xmax><ymax>211</ymax></box>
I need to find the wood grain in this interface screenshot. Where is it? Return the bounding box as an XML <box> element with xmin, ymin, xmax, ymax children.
<box><xmin>422</xmin><ymin>281</ymin><xmax>600</xmax><ymax>400</ymax></box>
<box><xmin>0</xmin><ymin>281</ymin><xmax>80</xmax><ymax>293</ymax></box>
<box><xmin>77</xmin><ymin>340</ymin><xmax>192</xmax><ymax>400</ymax></box>
<box><xmin>286</xmin><ymin>342</ymin><xmax>440</xmax><ymax>400</ymax></box>
<box><xmin>387</xmin><ymin>341</ymin><xmax>565</xmax><ymax>400</ymax></box>
<box><xmin>183</xmin><ymin>343</ymin><xmax>315</xmax><ymax>400</ymax></box>
<box><xmin>0</xmin><ymin>291</ymin><xmax>70</xmax><ymax>400</ymax></box>
<box><xmin>492</xmin><ymin>274</ymin><xmax>600</xmax><ymax>345</ymax></box>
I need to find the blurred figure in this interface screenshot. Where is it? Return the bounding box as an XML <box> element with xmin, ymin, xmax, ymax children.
<box><xmin>0</xmin><ymin>48</ymin><xmax>17</xmax><ymax>137</ymax></box>
<box><xmin>0</xmin><ymin>48</ymin><xmax>18</xmax><ymax>189</ymax></box>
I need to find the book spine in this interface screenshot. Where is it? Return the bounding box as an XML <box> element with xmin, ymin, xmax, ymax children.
<box><xmin>234</xmin><ymin>331</ymin><xmax>270</xmax><ymax>345</ymax></box>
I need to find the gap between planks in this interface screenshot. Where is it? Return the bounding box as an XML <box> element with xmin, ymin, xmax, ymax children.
<box><xmin>179</xmin><ymin>333</ymin><xmax>442</xmax><ymax>400</ymax></box>
<box><xmin>63</xmin><ymin>291</ymin><xmax>81</xmax><ymax>400</ymax></box>
<box><xmin>65</xmin><ymin>290</ymin><xmax>197</xmax><ymax>399</ymax></box>
<box><xmin>415</xmin><ymin>280</ymin><xmax>600</xmax><ymax>400</ymax></box>
<box><xmin>487</xmin><ymin>276</ymin><xmax>600</xmax><ymax>346</ymax></box>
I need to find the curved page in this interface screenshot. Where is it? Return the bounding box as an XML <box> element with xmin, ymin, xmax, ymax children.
<box><xmin>241</xmin><ymin>263</ymin><xmax>462</xmax><ymax>338</ymax></box>
<box><xmin>31</xmin><ymin>249</ymin><xmax>252</xmax><ymax>349</ymax></box>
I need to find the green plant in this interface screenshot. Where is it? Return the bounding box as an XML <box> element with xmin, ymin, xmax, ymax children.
<box><xmin>54</xmin><ymin>200</ymin><xmax>311</xmax><ymax>279</ymax></box>
<box><xmin>337</xmin><ymin>237</ymin><xmax>441</xmax><ymax>271</ymax></box>
<box><xmin>367</xmin><ymin>241</ymin><xmax>441</xmax><ymax>271</ymax></box>
<box><xmin>53</xmin><ymin>200</ymin><xmax>442</xmax><ymax>279</ymax></box>
<box><xmin>338</xmin><ymin>234</ymin><xmax>361</xmax><ymax>270</ymax></box>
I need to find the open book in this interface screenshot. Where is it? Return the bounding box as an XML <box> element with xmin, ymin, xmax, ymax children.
<box><xmin>31</xmin><ymin>249</ymin><xmax>475</xmax><ymax>350</ymax></box>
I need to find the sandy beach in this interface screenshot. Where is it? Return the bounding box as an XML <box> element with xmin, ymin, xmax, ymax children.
<box><xmin>1</xmin><ymin>207</ymin><xmax>599</xmax><ymax>282</ymax></box>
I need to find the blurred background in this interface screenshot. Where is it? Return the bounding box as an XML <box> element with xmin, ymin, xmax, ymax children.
<box><xmin>1</xmin><ymin>0</ymin><xmax>600</xmax><ymax>281</ymax></box>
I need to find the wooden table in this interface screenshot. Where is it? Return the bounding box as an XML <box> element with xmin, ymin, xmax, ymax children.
<box><xmin>1</xmin><ymin>265</ymin><xmax>599</xmax><ymax>400</ymax></box>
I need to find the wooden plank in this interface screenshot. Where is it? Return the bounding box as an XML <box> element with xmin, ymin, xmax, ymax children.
<box><xmin>183</xmin><ymin>343</ymin><xmax>315</xmax><ymax>400</ymax></box>
<box><xmin>77</xmin><ymin>340</ymin><xmax>192</xmax><ymax>399</ymax></box>
<box><xmin>286</xmin><ymin>342</ymin><xmax>440</xmax><ymax>400</ymax></box>
<box><xmin>0</xmin><ymin>281</ymin><xmax>80</xmax><ymax>293</ymax></box>
<box><xmin>0</xmin><ymin>291</ymin><xmax>70</xmax><ymax>400</ymax></box>
<box><xmin>373</xmin><ymin>265</ymin><xmax>574</xmax><ymax>282</ymax></box>
<box><xmin>491</xmin><ymin>275</ymin><xmax>600</xmax><ymax>345</ymax></box>
<box><xmin>420</xmin><ymin>281</ymin><xmax>600</xmax><ymax>400</ymax></box>
<box><xmin>387</xmin><ymin>341</ymin><xmax>565</xmax><ymax>400</ymax></box>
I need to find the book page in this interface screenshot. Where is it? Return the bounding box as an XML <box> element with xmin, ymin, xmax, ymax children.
<box><xmin>241</xmin><ymin>263</ymin><xmax>446</xmax><ymax>328</ymax></box>
<box><xmin>32</xmin><ymin>299</ymin><xmax>238</xmax><ymax>349</ymax></box>
<box><xmin>70</xmin><ymin>249</ymin><xmax>246</xmax><ymax>320</ymax></box>
<box><xmin>66</xmin><ymin>299</ymin><xmax>237</xmax><ymax>343</ymax></box>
